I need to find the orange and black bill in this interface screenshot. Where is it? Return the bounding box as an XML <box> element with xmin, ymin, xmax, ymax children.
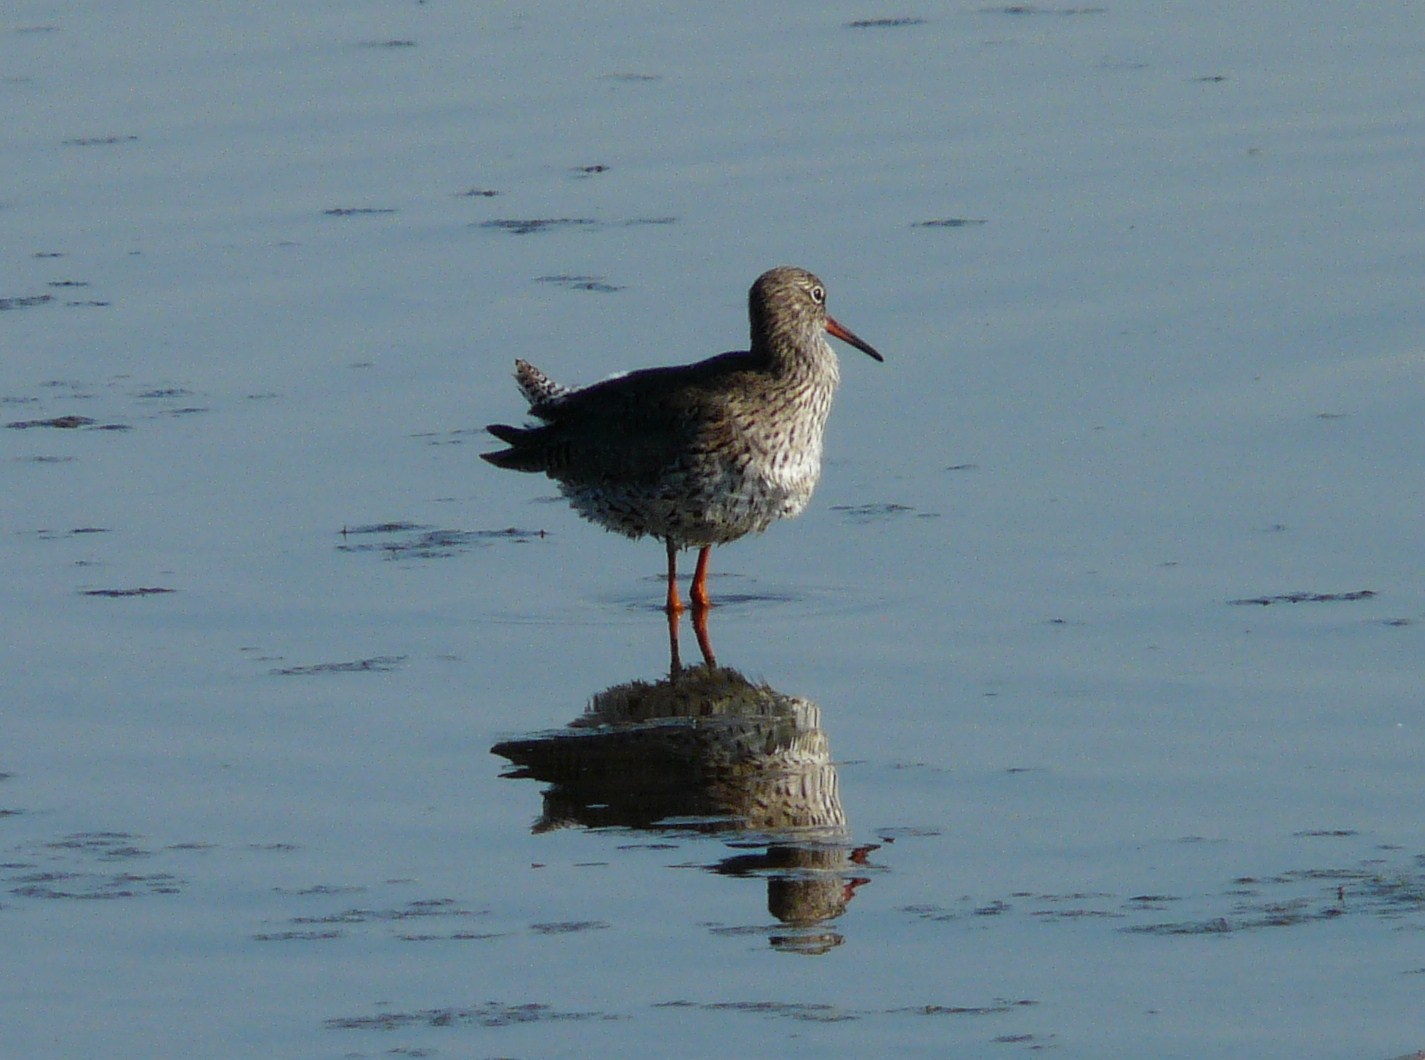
<box><xmin>825</xmin><ymin>316</ymin><xmax>884</xmax><ymax>362</ymax></box>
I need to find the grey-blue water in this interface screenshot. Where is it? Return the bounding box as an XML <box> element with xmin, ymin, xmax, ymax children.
<box><xmin>4</xmin><ymin>3</ymin><xmax>1424</xmax><ymax>1057</ymax></box>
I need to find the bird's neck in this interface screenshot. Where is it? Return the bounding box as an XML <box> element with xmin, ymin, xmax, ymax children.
<box><xmin>751</xmin><ymin>333</ymin><xmax>840</xmax><ymax>388</ymax></box>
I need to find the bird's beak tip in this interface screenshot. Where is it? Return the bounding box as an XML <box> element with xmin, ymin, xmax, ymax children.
<box><xmin>825</xmin><ymin>315</ymin><xmax>884</xmax><ymax>363</ymax></box>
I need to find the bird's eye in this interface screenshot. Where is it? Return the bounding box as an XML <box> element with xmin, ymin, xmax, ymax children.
<box><xmin>810</xmin><ymin>285</ymin><xmax>825</xmax><ymax>304</ymax></box>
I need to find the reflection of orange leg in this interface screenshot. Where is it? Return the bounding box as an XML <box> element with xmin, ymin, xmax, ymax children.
<box><xmin>689</xmin><ymin>545</ymin><xmax>713</xmax><ymax>610</ymax></box>
<box><xmin>666</xmin><ymin>604</ymin><xmax>684</xmax><ymax>674</ymax></box>
<box><xmin>664</xmin><ymin>538</ymin><xmax>684</xmax><ymax>614</ymax></box>
<box><xmin>691</xmin><ymin>603</ymin><xmax>717</xmax><ymax>668</ymax></box>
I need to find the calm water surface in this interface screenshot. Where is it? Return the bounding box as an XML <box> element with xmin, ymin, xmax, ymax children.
<box><xmin>4</xmin><ymin>2</ymin><xmax>1424</xmax><ymax>1057</ymax></box>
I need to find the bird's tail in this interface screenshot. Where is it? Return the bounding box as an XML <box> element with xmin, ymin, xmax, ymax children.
<box><xmin>482</xmin><ymin>360</ymin><xmax>571</xmax><ymax>470</ymax></box>
<box><xmin>514</xmin><ymin>359</ymin><xmax>571</xmax><ymax>412</ymax></box>
<box><xmin>481</xmin><ymin>423</ymin><xmax>547</xmax><ymax>471</ymax></box>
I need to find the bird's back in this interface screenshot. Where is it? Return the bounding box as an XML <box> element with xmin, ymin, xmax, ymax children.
<box><xmin>482</xmin><ymin>349</ymin><xmax>770</xmax><ymax>488</ymax></box>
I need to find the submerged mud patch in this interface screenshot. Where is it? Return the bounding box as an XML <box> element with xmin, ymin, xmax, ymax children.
<box><xmin>322</xmin><ymin>206</ymin><xmax>397</xmax><ymax>217</ymax></box>
<box><xmin>1229</xmin><ymin>589</ymin><xmax>1377</xmax><ymax>606</ymax></box>
<box><xmin>536</xmin><ymin>274</ymin><xmax>625</xmax><ymax>293</ymax></box>
<box><xmin>325</xmin><ymin>1001</ymin><xmax>619</xmax><ymax>1031</ymax></box>
<box><xmin>4</xmin><ymin>832</ymin><xmax>188</xmax><ymax>901</ymax></box>
<box><xmin>81</xmin><ymin>586</ymin><xmax>175</xmax><ymax>598</ymax></box>
<box><xmin>477</xmin><ymin>216</ymin><xmax>675</xmax><ymax>236</ymax></box>
<box><xmin>337</xmin><ymin>523</ymin><xmax>545</xmax><ymax>559</ymax></box>
<box><xmin>61</xmin><ymin>134</ymin><xmax>139</xmax><ymax>146</ymax></box>
<box><xmin>256</xmin><ymin>896</ymin><xmax>499</xmax><ymax>943</ymax></box>
<box><xmin>830</xmin><ymin>502</ymin><xmax>919</xmax><ymax>524</ymax></box>
<box><xmin>269</xmin><ymin>655</ymin><xmax>406</xmax><ymax>676</ymax></box>
<box><xmin>529</xmin><ymin>920</ymin><xmax>609</xmax><ymax>936</ymax></box>
<box><xmin>655</xmin><ymin>998</ymin><xmax>1036</xmax><ymax>1021</ymax></box>
<box><xmin>0</xmin><ymin>294</ymin><xmax>54</xmax><ymax>311</ymax></box>
<box><xmin>913</xmin><ymin>218</ymin><xmax>988</xmax><ymax>228</ymax></box>
<box><xmin>846</xmin><ymin>17</ymin><xmax>927</xmax><ymax>28</ymax></box>
<box><xmin>895</xmin><ymin>838</ymin><xmax>1425</xmax><ymax>942</ymax></box>
<box><xmin>478</xmin><ymin>218</ymin><xmax>597</xmax><ymax>236</ymax></box>
<box><xmin>983</xmin><ymin>4</ymin><xmax>1106</xmax><ymax>14</ymax></box>
<box><xmin>6</xmin><ymin>414</ymin><xmax>95</xmax><ymax>429</ymax></box>
<box><xmin>657</xmin><ymin>999</ymin><xmax>855</xmax><ymax>1022</ymax></box>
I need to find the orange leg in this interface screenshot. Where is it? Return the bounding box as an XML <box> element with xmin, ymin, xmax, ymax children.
<box><xmin>689</xmin><ymin>545</ymin><xmax>713</xmax><ymax>610</ymax></box>
<box><xmin>664</xmin><ymin>538</ymin><xmax>685</xmax><ymax>614</ymax></box>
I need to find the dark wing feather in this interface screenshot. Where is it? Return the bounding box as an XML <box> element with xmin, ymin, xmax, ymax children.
<box><xmin>481</xmin><ymin>350</ymin><xmax>767</xmax><ymax>482</ymax></box>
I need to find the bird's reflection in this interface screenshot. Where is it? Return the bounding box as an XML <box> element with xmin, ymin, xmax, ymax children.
<box><xmin>492</xmin><ymin>620</ymin><xmax>875</xmax><ymax>952</ymax></box>
<box><xmin>669</xmin><ymin>604</ymin><xmax>718</xmax><ymax>671</ymax></box>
